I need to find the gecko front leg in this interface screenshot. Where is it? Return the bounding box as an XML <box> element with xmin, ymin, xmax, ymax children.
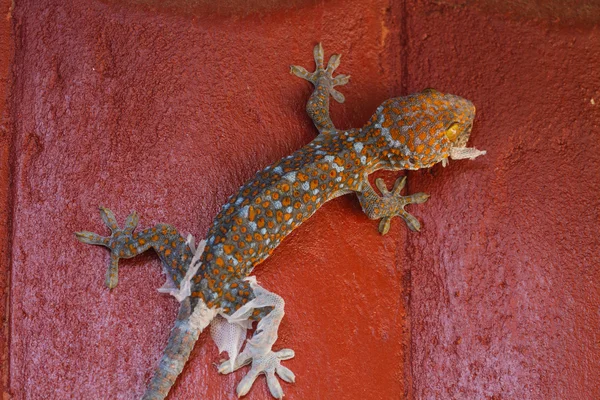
<box><xmin>356</xmin><ymin>175</ymin><xmax>430</xmax><ymax>234</ymax></box>
<box><xmin>290</xmin><ymin>43</ymin><xmax>350</xmax><ymax>133</ymax></box>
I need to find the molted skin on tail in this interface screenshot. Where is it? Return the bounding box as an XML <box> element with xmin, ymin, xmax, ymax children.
<box><xmin>142</xmin><ymin>298</ymin><xmax>217</xmax><ymax>400</ymax></box>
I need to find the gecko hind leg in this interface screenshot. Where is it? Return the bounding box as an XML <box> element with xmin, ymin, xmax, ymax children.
<box><xmin>76</xmin><ymin>206</ymin><xmax>193</xmax><ymax>289</ymax></box>
<box><xmin>357</xmin><ymin>176</ymin><xmax>430</xmax><ymax>234</ymax></box>
<box><xmin>290</xmin><ymin>43</ymin><xmax>350</xmax><ymax>133</ymax></box>
<box><xmin>216</xmin><ymin>280</ymin><xmax>295</xmax><ymax>399</ymax></box>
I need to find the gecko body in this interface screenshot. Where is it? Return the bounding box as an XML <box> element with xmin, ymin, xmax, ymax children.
<box><xmin>76</xmin><ymin>44</ymin><xmax>485</xmax><ymax>399</ymax></box>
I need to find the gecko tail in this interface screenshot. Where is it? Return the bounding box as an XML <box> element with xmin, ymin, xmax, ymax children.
<box><xmin>142</xmin><ymin>298</ymin><xmax>218</xmax><ymax>400</ymax></box>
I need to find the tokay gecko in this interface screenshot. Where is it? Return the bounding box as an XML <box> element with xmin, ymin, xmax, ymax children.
<box><xmin>76</xmin><ymin>44</ymin><xmax>486</xmax><ymax>399</ymax></box>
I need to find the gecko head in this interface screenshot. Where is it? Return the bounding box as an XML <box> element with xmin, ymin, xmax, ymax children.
<box><xmin>366</xmin><ymin>89</ymin><xmax>484</xmax><ymax>169</ymax></box>
<box><xmin>431</xmin><ymin>89</ymin><xmax>486</xmax><ymax>164</ymax></box>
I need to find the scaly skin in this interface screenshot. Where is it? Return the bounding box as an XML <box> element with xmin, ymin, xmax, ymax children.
<box><xmin>76</xmin><ymin>43</ymin><xmax>485</xmax><ymax>399</ymax></box>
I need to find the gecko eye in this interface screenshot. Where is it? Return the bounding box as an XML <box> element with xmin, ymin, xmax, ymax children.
<box><xmin>445</xmin><ymin>122</ymin><xmax>461</xmax><ymax>142</ymax></box>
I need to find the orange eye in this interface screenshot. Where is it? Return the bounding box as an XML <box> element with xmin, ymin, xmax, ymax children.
<box><xmin>445</xmin><ymin>122</ymin><xmax>460</xmax><ymax>142</ymax></box>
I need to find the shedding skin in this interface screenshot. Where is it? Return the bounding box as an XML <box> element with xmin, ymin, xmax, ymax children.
<box><xmin>76</xmin><ymin>43</ymin><xmax>485</xmax><ymax>399</ymax></box>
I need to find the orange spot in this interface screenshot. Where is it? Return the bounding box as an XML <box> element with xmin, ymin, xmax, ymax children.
<box><xmin>165</xmin><ymin>249</ymin><xmax>171</xmax><ymax>256</ymax></box>
<box><xmin>248</xmin><ymin>206</ymin><xmax>256</xmax><ymax>221</ymax></box>
<box><xmin>216</xmin><ymin>257</ymin><xmax>224</xmax><ymax>267</ymax></box>
<box><xmin>294</xmin><ymin>201</ymin><xmax>302</xmax><ymax>209</ymax></box>
<box><xmin>282</xmin><ymin>197</ymin><xmax>291</xmax><ymax>207</ymax></box>
<box><xmin>223</xmin><ymin>244</ymin><xmax>234</xmax><ymax>254</ymax></box>
<box><xmin>257</xmin><ymin>218</ymin><xmax>265</xmax><ymax>228</ymax></box>
<box><xmin>151</xmin><ymin>235</ymin><xmax>159</xmax><ymax>241</ymax></box>
<box><xmin>281</xmin><ymin>183</ymin><xmax>290</xmax><ymax>192</ymax></box>
<box><xmin>297</xmin><ymin>172</ymin><xmax>308</xmax><ymax>182</ymax></box>
<box><xmin>276</xmin><ymin>211</ymin><xmax>283</xmax><ymax>222</ymax></box>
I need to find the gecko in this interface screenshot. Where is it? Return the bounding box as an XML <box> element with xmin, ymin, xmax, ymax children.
<box><xmin>76</xmin><ymin>43</ymin><xmax>485</xmax><ymax>399</ymax></box>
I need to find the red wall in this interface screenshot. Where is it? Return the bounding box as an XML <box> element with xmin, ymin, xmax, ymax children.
<box><xmin>2</xmin><ymin>0</ymin><xmax>599</xmax><ymax>399</ymax></box>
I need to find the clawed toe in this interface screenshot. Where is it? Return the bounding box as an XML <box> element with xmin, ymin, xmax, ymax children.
<box><xmin>290</xmin><ymin>43</ymin><xmax>350</xmax><ymax>103</ymax></box>
<box><xmin>75</xmin><ymin>206</ymin><xmax>140</xmax><ymax>288</ymax></box>
<box><xmin>374</xmin><ymin>177</ymin><xmax>429</xmax><ymax>234</ymax></box>
<box><xmin>220</xmin><ymin>349</ymin><xmax>295</xmax><ymax>399</ymax></box>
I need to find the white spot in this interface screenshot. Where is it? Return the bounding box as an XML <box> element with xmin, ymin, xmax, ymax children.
<box><xmin>240</xmin><ymin>205</ymin><xmax>249</xmax><ymax>218</ymax></box>
<box><xmin>360</xmin><ymin>156</ymin><xmax>367</xmax><ymax>164</ymax></box>
<box><xmin>248</xmin><ymin>221</ymin><xmax>257</xmax><ymax>231</ymax></box>
<box><xmin>592</xmin><ymin>98</ymin><xmax>596</xmax><ymax>105</ymax></box>
<box><xmin>284</xmin><ymin>171</ymin><xmax>297</xmax><ymax>182</ymax></box>
<box><xmin>312</xmin><ymin>189</ymin><xmax>320</xmax><ymax>195</ymax></box>
<box><xmin>302</xmin><ymin>182</ymin><xmax>309</xmax><ymax>190</ymax></box>
<box><xmin>331</xmin><ymin>163</ymin><xmax>344</xmax><ymax>172</ymax></box>
<box><xmin>213</xmin><ymin>244</ymin><xmax>223</xmax><ymax>255</ymax></box>
<box><xmin>235</xmin><ymin>197</ymin><xmax>243</xmax><ymax>205</ymax></box>
<box><xmin>336</xmin><ymin>177</ymin><xmax>342</xmax><ymax>182</ymax></box>
<box><xmin>273</xmin><ymin>166</ymin><xmax>283</xmax><ymax>174</ymax></box>
<box><xmin>354</xmin><ymin>142</ymin><xmax>364</xmax><ymax>153</ymax></box>
<box><xmin>260</xmin><ymin>228</ymin><xmax>267</xmax><ymax>235</ymax></box>
<box><xmin>286</xmin><ymin>206</ymin><xmax>292</xmax><ymax>213</ymax></box>
<box><xmin>324</xmin><ymin>155</ymin><xmax>335</xmax><ymax>162</ymax></box>
<box><xmin>273</xmin><ymin>200</ymin><xmax>282</xmax><ymax>209</ymax></box>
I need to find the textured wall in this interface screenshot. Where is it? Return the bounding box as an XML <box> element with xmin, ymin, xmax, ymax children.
<box><xmin>7</xmin><ymin>1</ymin><xmax>407</xmax><ymax>399</ymax></box>
<box><xmin>1</xmin><ymin>0</ymin><xmax>14</xmax><ymax>397</ymax></box>
<box><xmin>404</xmin><ymin>2</ymin><xmax>600</xmax><ymax>399</ymax></box>
<box><xmin>3</xmin><ymin>0</ymin><xmax>600</xmax><ymax>399</ymax></box>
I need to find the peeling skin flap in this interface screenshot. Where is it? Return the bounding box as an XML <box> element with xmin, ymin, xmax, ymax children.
<box><xmin>158</xmin><ymin>235</ymin><xmax>206</xmax><ymax>302</ymax></box>
<box><xmin>443</xmin><ymin>146</ymin><xmax>487</xmax><ymax>167</ymax></box>
<box><xmin>210</xmin><ymin>315</ymin><xmax>249</xmax><ymax>370</ymax></box>
<box><xmin>210</xmin><ymin>277</ymin><xmax>284</xmax><ymax>370</ymax></box>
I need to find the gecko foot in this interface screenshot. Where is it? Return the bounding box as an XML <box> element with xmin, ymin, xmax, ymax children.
<box><xmin>75</xmin><ymin>206</ymin><xmax>139</xmax><ymax>288</ymax></box>
<box><xmin>373</xmin><ymin>177</ymin><xmax>429</xmax><ymax>234</ymax></box>
<box><xmin>218</xmin><ymin>349</ymin><xmax>295</xmax><ymax>399</ymax></box>
<box><xmin>290</xmin><ymin>43</ymin><xmax>350</xmax><ymax>103</ymax></box>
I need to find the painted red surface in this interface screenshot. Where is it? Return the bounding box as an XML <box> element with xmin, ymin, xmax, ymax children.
<box><xmin>0</xmin><ymin>0</ymin><xmax>14</xmax><ymax>398</ymax></box>
<box><xmin>3</xmin><ymin>0</ymin><xmax>600</xmax><ymax>399</ymax></box>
